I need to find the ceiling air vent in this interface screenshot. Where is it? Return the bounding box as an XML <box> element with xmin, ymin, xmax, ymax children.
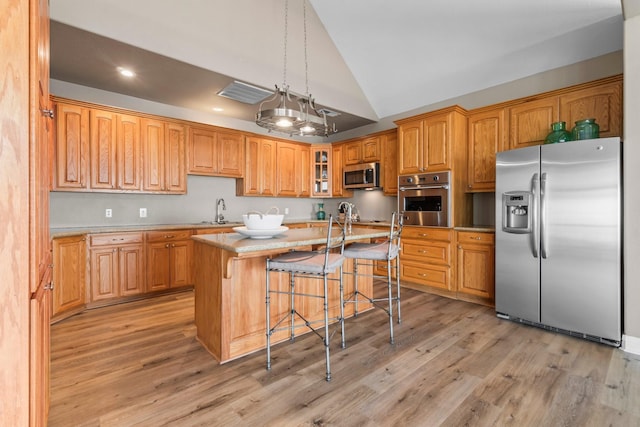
<box><xmin>317</xmin><ymin>108</ymin><xmax>341</xmax><ymax>117</ymax></box>
<box><xmin>217</xmin><ymin>81</ymin><xmax>273</xmax><ymax>104</ymax></box>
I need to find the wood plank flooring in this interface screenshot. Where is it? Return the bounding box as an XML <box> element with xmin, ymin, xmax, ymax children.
<box><xmin>49</xmin><ymin>288</ymin><xmax>640</xmax><ymax>426</ymax></box>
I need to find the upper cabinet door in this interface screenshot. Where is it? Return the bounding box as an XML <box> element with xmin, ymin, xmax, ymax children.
<box><xmin>362</xmin><ymin>136</ymin><xmax>381</xmax><ymax>163</ymax></box>
<box><xmin>165</xmin><ymin>122</ymin><xmax>186</xmax><ymax>193</ymax></box>
<box><xmin>424</xmin><ymin>112</ymin><xmax>450</xmax><ymax>171</ymax></box>
<box><xmin>216</xmin><ymin>130</ymin><xmax>244</xmax><ymax>177</ymax></box>
<box><xmin>141</xmin><ymin>118</ymin><xmax>166</xmax><ymax>192</ymax></box>
<box><xmin>344</xmin><ymin>140</ymin><xmax>362</xmax><ymax>165</ymax></box>
<box><xmin>508</xmin><ymin>97</ymin><xmax>559</xmax><ymax>149</ymax></box>
<box><xmin>398</xmin><ymin>118</ymin><xmax>423</xmax><ymax>174</ymax></box>
<box><xmin>116</xmin><ymin>114</ymin><xmax>141</xmax><ymax>191</ymax></box>
<box><xmin>55</xmin><ymin>103</ymin><xmax>89</xmax><ymax>190</ymax></box>
<box><xmin>188</xmin><ymin>126</ymin><xmax>218</xmax><ymax>175</ymax></box>
<box><xmin>559</xmin><ymin>81</ymin><xmax>622</xmax><ymax>138</ymax></box>
<box><xmin>467</xmin><ymin>108</ymin><xmax>506</xmax><ymax>192</ymax></box>
<box><xmin>382</xmin><ymin>131</ymin><xmax>398</xmax><ymax>196</ymax></box>
<box><xmin>89</xmin><ymin>109</ymin><xmax>117</xmax><ymax>190</ymax></box>
<box><xmin>276</xmin><ymin>142</ymin><xmax>298</xmax><ymax>197</ymax></box>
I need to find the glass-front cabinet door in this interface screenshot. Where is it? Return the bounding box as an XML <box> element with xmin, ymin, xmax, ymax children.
<box><xmin>311</xmin><ymin>145</ymin><xmax>331</xmax><ymax>197</ymax></box>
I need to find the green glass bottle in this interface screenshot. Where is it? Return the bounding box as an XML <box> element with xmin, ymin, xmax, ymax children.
<box><xmin>316</xmin><ymin>203</ymin><xmax>325</xmax><ymax>220</ymax></box>
<box><xmin>544</xmin><ymin>121</ymin><xmax>572</xmax><ymax>144</ymax></box>
<box><xmin>571</xmin><ymin>118</ymin><xmax>599</xmax><ymax>140</ymax></box>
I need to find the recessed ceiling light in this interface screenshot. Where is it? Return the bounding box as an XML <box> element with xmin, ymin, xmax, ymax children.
<box><xmin>212</xmin><ymin>107</ymin><xmax>224</xmax><ymax>112</ymax></box>
<box><xmin>117</xmin><ymin>67</ymin><xmax>135</xmax><ymax>78</ymax></box>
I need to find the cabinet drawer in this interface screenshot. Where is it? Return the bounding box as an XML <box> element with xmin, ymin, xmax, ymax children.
<box><xmin>401</xmin><ymin>240</ymin><xmax>450</xmax><ymax>265</ymax></box>
<box><xmin>456</xmin><ymin>231</ymin><xmax>494</xmax><ymax>244</ymax></box>
<box><xmin>400</xmin><ymin>261</ymin><xmax>450</xmax><ymax>290</ymax></box>
<box><xmin>403</xmin><ymin>227</ymin><xmax>452</xmax><ymax>241</ymax></box>
<box><xmin>89</xmin><ymin>233</ymin><xmax>144</xmax><ymax>246</ymax></box>
<box><xmin>146</xmin><ymin>229</ymin><xmax>193</xmax><ymax>242</ymax></box>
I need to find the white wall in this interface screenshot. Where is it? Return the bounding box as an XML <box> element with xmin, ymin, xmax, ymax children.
<box><xmin>623</xmin><ymin>9</ymin><xmax>640</xmax><ymax>351</ymax></box>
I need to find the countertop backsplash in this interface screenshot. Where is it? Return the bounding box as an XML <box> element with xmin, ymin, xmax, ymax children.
<box><xmin>49</xmin><ymin>175</ymin><xmax>398</xmax><ymax>228</ymax></box>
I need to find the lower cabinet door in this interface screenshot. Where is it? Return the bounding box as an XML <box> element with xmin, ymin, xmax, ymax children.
<box><xmin>119</xmin><ymin>244</ymin><xmax>145</xmax><ymax>296</ymax></box>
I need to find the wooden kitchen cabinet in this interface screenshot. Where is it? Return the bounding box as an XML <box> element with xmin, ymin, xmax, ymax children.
<box><xmin>456</xmin><ymin>230</ymin><xmax>495</xmax><ymax>306</ymax></box>
<box><xmin>276</xmin><ymin>141</ymin><xmax>310</xmax><ymax>197</ymax></box>
<box><xmin>559</xmin><ymin>79</ymin><xmax>622</xmax><ymax>138</ymax></box>
<box><xmin>89</xmin><ymin>232</ymin><xmax>145</xmax><ymax>301</ymax></box>
<box><xmin>52</xmin><ymin>235</ymin><xmax>86</xmax><ymax>319</ymax></box>
<box><xmin>311</xmin><ymin>145</ymin><xmax>332</xmax><ymax>197</ymax></box>
<box><xmin>400</xmin><ymin>227</ymin><xmax>453</xmax><ymax>293</ymax></box>
<box><xmin>396</xmin><ymin>106</ymin><xmax>467</xmax><ymax>174</ymax></box>
<box><xmin>331</xmin><ymin>143</ymin><xmax>353</xmax><ymax>198</ymax></box>
<box><xmin>508</xmin><ymin>96</ymin><xmax>559</xmax><ymax>149</ymax></box>
<box><xmin>237</xmin><ymin>136</ymin><xmax>277</xmax><ymax>196</ymax></box>
<box><xmin>54</xmin><ymin>102</ymin><xmax>89</xmax><ymax>190</ymax></box>
<box><xmin>141</xmin><ymin>118</ymin><xmax>186</xmax><ymax>193</ymax></box>
<box><xmin>117</xmin><ymin>114</ymin><xmax>143</xmax><ymax>191</ymax></box>
<box><xmin>381</xmin><ymin>130</ymin><xmax>398</xmax><ymax>196</ymax></box>
<box><xmin>188</xmin><ymin>126</ymin><xmax>244</xmax><ymax>177</ymax></box>
<box><xmin>146</xmin><ymin>229</ymin><xmax>193</xmax><ymax>291</ymax></box>
<box><xmin>89</xmin><ymin>109</ymin><xmax>117</xmax><ymax>190</ymax></box>
<box><xmin>89</xmin><ymin>109</ymin><xmax>141</xmax><ymax>191</ymax></box>
<box><xmin>466</xmin><ymin>107</ymin><xmax>507</xmax><ymax>192</ymax></box>
<box><xmin>344</xmin><ymin>136</ymin><xmax>381</xmax><ymax>165</ymax></box>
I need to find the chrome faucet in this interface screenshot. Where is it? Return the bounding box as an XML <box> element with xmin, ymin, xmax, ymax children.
<box><xmin>338</xmin><ymin>201</ymin><xmax>354</xmax><ymax>233</ymax></box>
<box><xmin>215</xmin><ymin>198</ymin><xmax>226</xmax><ymax>224</ymax></box>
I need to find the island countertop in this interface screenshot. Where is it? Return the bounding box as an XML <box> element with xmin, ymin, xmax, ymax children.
<box><xmin>192</xmin><ymin>226</ymin><xmax>390</xmax><ymax>254</ymax></box>
<box><xmin>192</xmin><ymin>225</ymin><xmax>385</xmax><ymax>363</ymax></box>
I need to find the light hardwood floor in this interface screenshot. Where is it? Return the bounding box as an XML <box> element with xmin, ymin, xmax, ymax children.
<box><xmin>50</xmin><ymin>288</ymin><xmax>640</xmax><ymax>426</ymax></box>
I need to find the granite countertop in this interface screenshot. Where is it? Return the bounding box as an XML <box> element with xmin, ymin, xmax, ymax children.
<box><xmin>50</xmin><ymin>222</ymin><xmax>243</xmax><ymax>238</ymax></box>
<box><xmin>50</xmin><ymin>218</ymin><xmax>392</xmax><ymax>238</ymax></box>
<box><xmin>192</xmin><ymin>227</ymin><xmax>389</xmax><ymax>254</ymax></box>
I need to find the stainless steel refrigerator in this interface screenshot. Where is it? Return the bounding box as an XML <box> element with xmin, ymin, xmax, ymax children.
<box><xmin>495</xmin><ymin>137</ymin><xmax>622</xmax><ymax>346</ymax></box>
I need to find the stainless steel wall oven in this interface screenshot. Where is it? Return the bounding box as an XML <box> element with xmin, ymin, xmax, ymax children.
<box><xmin>398</xmin><ymin>171</ymin><xmax>451</xmax><ymax>227</ymax></box>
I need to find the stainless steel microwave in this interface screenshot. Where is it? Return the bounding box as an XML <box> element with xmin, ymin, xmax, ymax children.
<box><xmin>343</xmin><ymin>162</ymin><xmax>380</xmax><ymax>189</ymax></box>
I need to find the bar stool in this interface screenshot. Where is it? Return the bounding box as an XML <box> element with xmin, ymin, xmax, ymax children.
<box><xmin>265</xmin><ymin>215</ymin><xmax>346</xmax><ymax>381</ymax></box>
<box><xmin>343</xmin><ymin>212</ymin><xmax>403</xmax><ymax>344</ymax></box>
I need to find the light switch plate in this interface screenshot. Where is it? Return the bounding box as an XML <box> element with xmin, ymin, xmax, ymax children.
<box><xmin>105</xmin><ymin>208</ymin><xmax>112</xmax><ymax>218</ymax></box>
<box><xmin>139</xmin><ymin>208</ymin><xmax>147</xmax><ymax>218</ymax></box>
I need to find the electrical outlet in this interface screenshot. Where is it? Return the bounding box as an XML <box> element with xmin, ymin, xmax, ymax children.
<box><xmin>105</xmin><ymin>208</ymin><xmax>112</xmax><ymax>218</ymax></box>
<box><xmin>139</xmin><ymin>208</ymin><xmax>147</xmax><ymax>218</ymax></box>
<box><xmin>284</xmin><ymin>207</ymin><xmax>289</xmax><ymax>215</ymax></box>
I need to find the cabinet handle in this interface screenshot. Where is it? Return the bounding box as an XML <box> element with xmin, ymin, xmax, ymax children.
<box><xmin>419</xmin><ymin>273</ymin><xmax>428</xmax><ymax>277</ymax></box>
<box><xmin>171</xmin><ymin>244</ymin><xmax>176</xmax><ymax>248</ymax></box>
<box><xmin>45</xmin><ymin>281</ymin><xmax>54</xmax><ymax>290</ymax></box>
<box><xmin>469</xmin><ymin>236</ymin><xmax>482</xmax><ymax>240</ymax></box>
<box><xmin>113</xmin><ymin>248</ymin><xmax>117</xmax><ymax>252</ymax></box>
<box><xmin>165</xmin><ymin>244</ymin><xmax>170</xmax><ymax>248</ymax></box>
<box><xmin>41</xmin><ymin>108</ymin><xmax>54</xmax><ymax>118</ymax></box>
<box><xmin>418</xmin><ymin>233</ymin><xmax>429</xmax><ymax>237</ymax></box>
<box><xmin>164</xmin><ymin>235</ymin><xmax>175</xmax><ymax>239</ymax></box>
<box><xmin>418</xmin><ymin>249</ymin><xmax>428</xmax><ymax>253</ymax></box>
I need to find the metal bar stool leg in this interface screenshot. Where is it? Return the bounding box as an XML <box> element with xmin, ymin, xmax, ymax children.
<box><xmin>339</xmin><ymin>265</ymin><xmax>346</xmax><ymax>349</ymax></box>
<box><xmin>353</xmin><ymin>259</ymin><xmax>360</xmax><ymax>316</ymax></box>
<box><xmin>386</xmin><ymin>258</ymin><xmax>395</xmax><ymax>344</ymax></box>
<box><xmin>323</xmin><ymin>274</ymin><xmax>331</xmax><ymax>381</ymax></box>
<box><xmin>395</xmin><ymin>258</ymin><xmax>402</xmax><ymax>324</ymax></box>
<box><xmin>266</xmin><ymin>259</ymin><xmax>272</xmax><ymax>371</ymax></box>
<box><xmin>289</xmin><ymin>272</ymin><xmax>296</xmax><ymax>341</ymax></box>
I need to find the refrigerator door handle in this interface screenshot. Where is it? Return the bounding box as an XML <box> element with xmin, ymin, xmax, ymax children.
<box><xmin>540</xmin><ymin>172</ymin><xmax>548</xmax><ymax>259</ymax></box>
<box><xmin>531</xmin><ymin>173</ymin><xmax>539</xmax><ymax>258</ymax></box>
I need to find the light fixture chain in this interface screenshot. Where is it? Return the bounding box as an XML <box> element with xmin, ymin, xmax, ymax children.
<box><xmin>303</xmin><ymin>0</ymin><xmax>309</xmax><ymax>96</ymax></box>
<box><xmin>283</xmin><ymin>0</ymin><xmax>289</xmax><ymax>86</ymax></box>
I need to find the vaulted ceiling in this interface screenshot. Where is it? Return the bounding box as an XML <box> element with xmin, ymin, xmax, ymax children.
<box><xmin>49</xmin><ymin>0</ymin><xmax>624</xmax><ymax>137</ymax></box>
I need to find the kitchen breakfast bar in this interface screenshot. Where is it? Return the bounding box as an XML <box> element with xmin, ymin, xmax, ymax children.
<box><xmin>192</xmin><ymin>226</ymin><xmax>390</xmax><ymax>363</ymax></box>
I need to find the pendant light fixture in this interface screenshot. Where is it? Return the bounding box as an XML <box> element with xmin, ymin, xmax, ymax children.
<box><xmin>256</xmin><ymin>0</ymin><xmax>337</xmax><ymax>137</ymax></box>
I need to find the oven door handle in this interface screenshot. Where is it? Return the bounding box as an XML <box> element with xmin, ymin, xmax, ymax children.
<box><xmin>399</xmin><ymin>184</ymin><xmax>449</xmax><ymax>191</ymax></box>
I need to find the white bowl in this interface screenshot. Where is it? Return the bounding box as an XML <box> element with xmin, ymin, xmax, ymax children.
<box><xmin>242</xmin><ymin>213</ymin><xmax>284</xmax><ymax>230</ymax></box>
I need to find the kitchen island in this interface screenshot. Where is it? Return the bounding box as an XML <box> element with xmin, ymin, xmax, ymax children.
<box><xmin>192</xmin><ymin>226</ymin><xmax>389</xmax><ymax>363</ymax></box>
